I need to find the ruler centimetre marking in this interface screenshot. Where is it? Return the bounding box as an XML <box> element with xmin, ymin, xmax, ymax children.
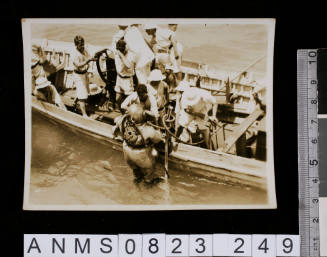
<box><xmin>297</xmin><ymin>49</ymin><xmax>320</xmax><ymax>256</ymax></box>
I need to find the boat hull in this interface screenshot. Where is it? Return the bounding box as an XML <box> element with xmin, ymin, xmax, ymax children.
<box><xmin>31</xmin><ymin>96</ymin><xmax>267</xmax><ymax>190</ymax></box>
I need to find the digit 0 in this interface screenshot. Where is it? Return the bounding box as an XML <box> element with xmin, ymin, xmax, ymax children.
<box><xmin>125</xmin><ymin>239</ymin><xmax>135</xmax><ymax>254</ymax></box>
<box><xmin>309</xmin><ymin>51</ymin><xmax>317</xmax><ymax>57</ymax></box>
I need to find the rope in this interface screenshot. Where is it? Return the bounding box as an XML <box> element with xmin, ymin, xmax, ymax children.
<box><xmin>146</xmin><ymin>114</ymin><xmax>205</xmax><ymax>146</ymax></box>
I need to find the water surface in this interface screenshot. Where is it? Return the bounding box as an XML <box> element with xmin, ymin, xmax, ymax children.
<box><xmin>30</xmin><ymin>112</ymin><xmax>266</xmax><ymax>206</ymax></box>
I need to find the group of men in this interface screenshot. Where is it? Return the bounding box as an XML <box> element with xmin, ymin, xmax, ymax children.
<box><xmin>31</xmin><ymin>23</ymin><xmax>221</xmax><ymax>185</ymax></box>
<box><xmin>31</xmin><ymin>23</ymin><xmax>219</xmax><ymax>148</ymax></box>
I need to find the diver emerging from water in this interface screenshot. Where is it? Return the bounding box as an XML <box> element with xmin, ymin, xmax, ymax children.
<box><xmin>121</xmin><ymin>103</ymin><xmax>166</xmax><ymax>185</ymax></box>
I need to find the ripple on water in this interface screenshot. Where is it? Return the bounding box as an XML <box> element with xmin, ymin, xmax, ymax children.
<box><xmin>30</xmin><ymin>112</ymin><xmax>267</xmax><ymax>206</ymax></box>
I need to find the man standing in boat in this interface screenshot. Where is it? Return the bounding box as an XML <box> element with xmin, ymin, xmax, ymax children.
<box><xmin>123</xmin><ymin>24</ymin><xmax>155</xmax><ymax>84</ymax></box>
<box><xmin>72</xmin><ymin>35</ymin><xmax>95</xmax><ymax>118</ymax></box>
<box><xmin>152</xmin><ymin>25</ymin><xmax>182</xmax><ymax>74</ymax></box>
<box><xmin>121</xmin><ymin>103</ymin><xmax>166</xmax><ymax>185</ymax></box>
<box><xmin>111</xmin><ymin>23</ymin><xmax>129</xmax><ymax>50</ymax></box>
<box><xmin>177</xmin><ymin>86</ymin><xmax>218</xmax><ymax>149</ymax></box>
<box><xmin>146</xmin><ymin>69</ymin><xmax>169</xmax><ymax>118</ymax></box>
<box><xmin>113</xmin><ymin>39</ymin><xmax>137</xmax><ymax>111</ymax></box>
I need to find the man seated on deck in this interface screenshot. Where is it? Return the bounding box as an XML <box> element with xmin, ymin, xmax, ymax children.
<box><xmin>113</xmin><ymin>38</ymin><xmax>137</xmax><ymax>111</ymax></box>
<box><xmin>121</xmin><ymin>103</ymin><xmax>166</xmax><ymax>185</ymax></box>
<box><xmin>146</xmin><ymin>69</ymin><xmax>170</xmax><ymax>118</ymax></box>
<box><xmin>177</xmin><ymin>86</ymin><xmax>218</xmax><ymax>149</ymax></box>
<box><xmin>31</xmin><ymin>44</ymin><xmax>66</xmax><ymax>110</ymax></box>
<box><xmin>71</xmin><ymin>35</ymin><xmax>96</xmax><ymax>118</ymax></box>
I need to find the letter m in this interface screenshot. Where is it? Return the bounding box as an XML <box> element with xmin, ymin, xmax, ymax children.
<box><xmin>75</xmin><ymin>238</ymin><xmax>90</xmax><ymax>254</ymax></box>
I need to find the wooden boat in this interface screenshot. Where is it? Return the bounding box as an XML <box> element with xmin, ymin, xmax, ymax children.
<box><xmin>30</xmin><ymin>38</ymin><xmax>268</xmax><ymax>190</ymax></box>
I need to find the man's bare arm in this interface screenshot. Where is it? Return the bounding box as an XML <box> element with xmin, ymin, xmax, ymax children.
<box><xmin>73</xmin><ymin>58</ymin><xmax>93</xmax><ymax>69</ymax></box>
<box><xmin>117</xmin><ymin>51</ymin><xmax>133</xmax><ymax>69</ymax></box>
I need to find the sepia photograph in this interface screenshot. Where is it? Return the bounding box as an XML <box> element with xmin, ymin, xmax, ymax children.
<box><xmin>22</xmin><ymin>18</ymin><xmax>276</xmax><ymax>210</ymax></box>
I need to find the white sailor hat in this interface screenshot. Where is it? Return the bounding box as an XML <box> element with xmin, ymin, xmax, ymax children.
<box><xmin>175</xmin><ymin>80</ymin><xmax>190</xmax><ymax>92</ymax></box>
<box><xmin>181</xmin><ymin>87</ymin><xmax>201</xmax><ymax>107</ymax></box>
<box><xmin>118</xmin><ymin>22</ymin><xmax>130</xmax><ymax>27</ymax></box>
<box><xmin>148</xmin><ymin>69</ymin><xmax>166</xmax><ymax>81</ymax></box>
<box><xmin>144</xmin><ymin>24</ymin><xmax>158</xmax><ymax>30</ymax></box>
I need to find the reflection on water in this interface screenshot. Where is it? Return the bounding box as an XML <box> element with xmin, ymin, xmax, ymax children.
<box><xmin>30</xmin><ymin>111</ymin><xmax>267</xmax><ymax>206</ymax></box>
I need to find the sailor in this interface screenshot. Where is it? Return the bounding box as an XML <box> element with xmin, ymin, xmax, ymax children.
<box><xmin>123</xmin><ymin>24</ymin><xmax>155</xmax><ymax>84</ymax></box>
<box><xmin>177</xmin><ymin>86</ymin><xmax>218</xmax><ymax>149</ymax></box>
<box><xmin>113</xmin><ymin>83</ymin><xmax>159</xmax><ymax>141</ymax></box>
<box><xmin>31</xmin><ymin>44</ymin><xmax>66</xmax><ymax>110</ymax></box>
<box><xmin>113</xmin><ymin>38</ymin><xmax>137</xmax><ymax>110</ymax></box>
<box><xmin>121</xmin><ymin>103</ymin><xmax>166</xmax><ymax>185</ymax></box>
<box><xmin>121</xmin><ymin>83</ymin><xmax>159</xmax><ymax>120</ymax></box>
<box><xmin>146</xmin><ymin>69</ymin><xmax>169</xmax><ymax>116</ymax></box>
<box><xmin>153</xmin><ymin>24</ymin><xmax>183</xmax><ymax>75</ymax></box>
<box><xmin>143</xmin><ymin>24</ymin><xmax>158</xmax><ymax>51</ymax></box>
<box><xmin>174</xmin><ymin>79</ymin><xmax>190</xmax><ymax>129</ymax></box>
<box><xmin>71</xmin><ymin>35</ymin><xmax>96</xmax><ymax>118</ymax></box>
<box><xmin>111</xmin><ymin>23</ymin><xmax>129</xmax><ymax>50</ymax></box>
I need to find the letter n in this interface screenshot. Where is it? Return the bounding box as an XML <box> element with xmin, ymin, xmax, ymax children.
<box><xmin>52</xmin><ymin>238</ymin><xmax>65</xmax><ymax>254</ymax></box>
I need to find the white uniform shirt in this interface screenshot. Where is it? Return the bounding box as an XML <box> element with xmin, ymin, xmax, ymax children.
<box><xmin>181</xmin><ymin>87</ymin><xmax>216</xmax><ymax>114</ymax></box>
<box><xmin>124</xmin><ymin>26</ymin><xmax>154</xmax><ymax>69</ymax></box>
<box><xmin>71</xmin><ymin>48</ymin><xmax>91</xmax><ymax>72</ymax></box>
<box><xmin>155</xmin><ymin>28</ymin><xmax>174</xmax><ymax>51</ymax></box>
<box><xmin>114</xmin><ymin>51</ymin><xmax>137</xmax><ymax>77</ymax></box>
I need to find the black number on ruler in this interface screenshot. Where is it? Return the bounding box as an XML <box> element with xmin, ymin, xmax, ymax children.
<box><xmin>311</xmin><ymin>138</ymin><xmax>318</xmax><ymax>144</ymax></box>
<box><xmin>282</xmin><ymin>238</ymin><xmax>293</xmax><ymax>254</ymax></box>
<box><xmin>148</xmin><ymin>238</ymin><xmax>159</xmax><ymax>254</ymax></box>
<box><xmin>313</xmin><ymin>218</ymin><xmax>319</xmax><ymax>223</ymax></box>
<box><xmin>312</xmin><ymin>198</ymin><xmax>319</xmax><ymax>203</ymax></box>
<box><xmin>311</xmin><ymin>99</ymin><xmax>317</xmax><ymax>104</ymax></box>
<box><xmin>311</xmin><ymin>119</ymin><xmax>317</xmax><ymax>124</ymax></box>
<box><xmin>234</xmin><ymin>238</ymin><xmax>245</xmax><ymax>253</ymax></box>
<box><xmin>309</xmin><ymin>51</ymin><xmax>317</xmax><ymax>57</ymax></box>
<box><xmin>125</xmin><ymin>239</ymin><xmax>135</xmax><ymax>254</ymax></box>
<box><xmin>171</xmin><ymin>238</ymin><xmax>182</xmax><ymax>254</ymax></box>
<box><xmin>195</xmin><ymin>238</ymin><xmax>206</xmax><ymax>253</ymax></box>
<box><xmin>258</xmin><ymin>238</ymin><xmax>269</xmax><ymax>253</ymax></box>
<box><xmin>309</xmin><ymin>51</ymin><xmax>317</xmax><ymax>64</ymax></box>
<box><xmin>312</xmin><ymin>178</ymin><xmax>319</xmax><ymax>183</ymax></box>
<box><xmin>309</xmin><ymin>159</ymin><xmax>318</xmax><ymax>166</ymax></box>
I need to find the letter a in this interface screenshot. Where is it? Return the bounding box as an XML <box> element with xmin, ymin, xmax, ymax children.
<box><xmin>27</xmin><ymin>237</ymin><xmax>41</xmax><ymax>253</ymax></box>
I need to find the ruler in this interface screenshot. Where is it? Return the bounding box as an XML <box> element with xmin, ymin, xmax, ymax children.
<box><xmin>297</xmin><ymin>49</ymin><xmax>320</xmax><ymax>256</ymax></box>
